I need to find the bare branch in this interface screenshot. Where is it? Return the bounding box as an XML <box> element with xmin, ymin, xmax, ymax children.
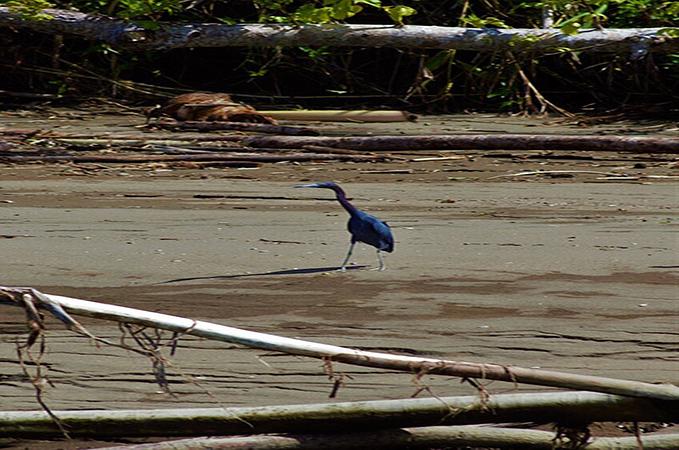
<box><xmin>2</xmin><ymin>287</ymin><xmax>679</xmax><ymax>401</ymax></box>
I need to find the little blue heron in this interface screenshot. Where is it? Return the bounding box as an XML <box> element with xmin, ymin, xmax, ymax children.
<box><xmin>295</xmin><ymin>182</ymin><xmax>394</xmax><ymax>271</ymax></box>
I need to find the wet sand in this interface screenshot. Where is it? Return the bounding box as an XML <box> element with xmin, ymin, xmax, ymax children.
<box><xmin>1</xmin><ymin>110</ymin><xmax>678</xmax><ymax>447</ymax></box>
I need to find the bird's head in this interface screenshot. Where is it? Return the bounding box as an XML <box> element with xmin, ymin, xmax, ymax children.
<box><xmin>294</xmin><ymin>181</ymin><xmax>339</xmax><ymax>190</ymax></box>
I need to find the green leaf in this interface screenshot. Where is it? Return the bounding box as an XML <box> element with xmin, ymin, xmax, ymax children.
<box><xmin>383</xmin><ymin>5</ymin><xmax>416</xmax><ymax>25</ymax></box>
<box><xmin>425</xmin><ymin>50</ymin><xmax>453</xmax><ymax>71</ymax></box>
<box><xmin>132</xmin><ymin>20</ymin><xmax>160</xmax><ymax>30</ymax></box>
<box><xmin>461</xmin><ymin>13</ymin><xmax>509</xmax><ymax>29</ymax></box>
<box><xmin>299</xmin><ymin>46</ymin><xmax>331</xmax><ymax>59</ymax></box>
<box><xmin>560</xmin><ymin>22</ymin><xmax>581</xmax><ymax>35</ymax></box>
<box><xmin>261</xmin><ymin>15</ymin><xmax>289</xmax><ymax>23</ymax></box>
<box><xmin>658</xmin><ymin>27</ymin><xmax>679</xmax><ymax>37</ymax></box>
<box><xmin>594</xmin><ymin>3</ymin><xmax>608</xmax><ymax>15</ymax></box>
<box><xmin>331</xmin><ymin>0</ymin><xmax>362</xmax><ymax>20</ymax></box>
<box><xmin>556</xmin><ymin>11</ymin><xmax>588</xmax><ymax>29</ymax></box>
<box><xmin>249</xmin><ymin>68</ymin><xmax>268</xmax><ymax>78</ymax></box>
<box><xmin>355</xmin><ymin>0</ymin><xmax>381</xmax><ymax>7</ymax></box>
<box><xmin>6</xmin><ymin>0</ymin><xmax>54</xmax><ymax>20</ymax></box>
<box><xmin>292</xmin><ymin>4</ymin><xmax>333</xmax><ymax>23</ymax></box>
<box><xmin>217</xmin><ymin>16</ymin><xmax>237</xmax><ymax>25</ymax></box>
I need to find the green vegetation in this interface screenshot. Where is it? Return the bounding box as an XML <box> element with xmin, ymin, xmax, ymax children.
<box><xmin>0</xmin><ymin>0</ymin><xmax>677</xmax><ymax>113</ymax></box>
<box><xmin>5</xmin><ymin>0</ymin><xmax>53</xmax><ymax>19</ymax></box>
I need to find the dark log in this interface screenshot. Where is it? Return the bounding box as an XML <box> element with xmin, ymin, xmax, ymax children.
<box><xmin>242</xmin><ymin>134</ymin><xmax>679</xmax><ymax>153</ymax></box>
<box><xmin>0</xmin><ymin>8</ymin><xmax>676</xmax><ymax>55</ymax></box>
<box><xmin>0</xmin><ymin>391</ymin><xmax>676</xmax><ymax>438</ymax></box>
<box><xmin>6</xmin><ymin>131</ymin><xmax>678</xmax><ymax>154</ymax></box>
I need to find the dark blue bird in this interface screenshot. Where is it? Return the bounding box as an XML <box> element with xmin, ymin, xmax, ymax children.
<box><xmin>295</xmin><ymin>181</ymin><xmax>394</xmax><ymax>271</ymax></box>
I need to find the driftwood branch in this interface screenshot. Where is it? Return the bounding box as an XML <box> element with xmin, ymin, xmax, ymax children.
<box><xmin>97</xmin><ymin>427</ymin><xmax>679</xmax><ymax>450</ymax></box>
<box><xmin>0</xmin><ymin>391</ymin><xmax>676</xmax><ymax>438</ymax></box>
<box><xmin>2</xmin><ymin>287</ymin><xmax>679</xmax><ymax>402</ymax></box>
<box><xmin>150</xmin><ymin>120</ymin><xmax>319</xmax><ymax>136</ymax></box>
<box><xmin>260</xmin><ymin>110</ymin><xmax>418</xmax><ymax>122</ymax></box>
<box><xmin>241</xmin><ymin>134</ymin><xmax>679</xmax><ymax>153</ymax></box>
<box><xmin>0</xmin><ymin>152</ymin><xmax>384</xmax><ymax>164</ymax></box>
<box><xmin>0</xmin><ymin>8</ymin><xmax>676</xmax><ymax>54</ymax></box>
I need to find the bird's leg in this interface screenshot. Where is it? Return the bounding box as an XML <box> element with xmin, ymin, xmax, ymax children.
<box><xmin>376</xmin><ymin>249</ymin><xmax>386</xmax><ymax>271</ymax></box>
<box><xmin>340</xmin><ymin>241</ymin><xmax>355</xmax><ymax>272</ymax></box>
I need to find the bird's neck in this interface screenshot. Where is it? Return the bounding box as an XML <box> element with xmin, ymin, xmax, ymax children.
<box><xmin>332</xmin><ymin>186</ymin><xmax>359</xmax><ymax>216</ymax></box>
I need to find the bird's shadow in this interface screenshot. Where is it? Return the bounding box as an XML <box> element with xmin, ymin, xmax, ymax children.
<box><xmin>158</xmin><ymin>265</ymin><xmax>368</xmax><ymax>284</ymax></box>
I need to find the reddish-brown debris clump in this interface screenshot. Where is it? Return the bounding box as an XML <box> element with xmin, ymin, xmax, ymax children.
<box><xmin>146</xmin><ymin>92</ymin><xmax>277</xmax><ymax>124</ymax></box>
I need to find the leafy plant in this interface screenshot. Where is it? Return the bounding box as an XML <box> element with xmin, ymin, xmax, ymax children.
<box><xmin>2</xmin><ymin>0</ymin><xmax>677</xmax><ymax>113</ymax></box>
<box><xmin>383</xmin><ymin>5</ymin><xmax>416</xmax><ymax>25</ymax></box>
<box><xmin>4</xmin><ymin>0</ymin><xmax>54</xmax><ymax>20</ymax></box>
<box><xmin>461</xmin><ymin>13</ymin><xmax>509</xmax><ymax>29</ymax></box>
<box><xmin>115</xmin><ymin>0</ymin><xmax>182</xmax><ymax>20</ymax></box>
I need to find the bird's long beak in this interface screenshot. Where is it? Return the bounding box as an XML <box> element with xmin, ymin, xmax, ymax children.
<box><xmin>294</xmin><ymin>183</ymin><xmax>321</xmax><ymax>188</ymax></box>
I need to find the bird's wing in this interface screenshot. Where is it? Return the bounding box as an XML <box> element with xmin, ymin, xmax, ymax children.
<box><xmin>368</xmin><ymin>217</ymin><xmax>394</xmax><ymax>252</ymax></box>
<box><xmin>367</xmin><ymin>217</ymin><xmax>390</xmax><ymax>232</ymax></box>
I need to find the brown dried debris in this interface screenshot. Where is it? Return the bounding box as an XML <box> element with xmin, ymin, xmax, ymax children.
<box><xmin>145</xmin><ymin>92</ymin><xmax>277</xmax><ymax>124</ymax></box>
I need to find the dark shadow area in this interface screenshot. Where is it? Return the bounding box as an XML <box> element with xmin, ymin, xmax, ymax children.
<box><xmin>159</xmin><ymin>265</ymin><xmax>368</xmax><ymax>284</ymax></box>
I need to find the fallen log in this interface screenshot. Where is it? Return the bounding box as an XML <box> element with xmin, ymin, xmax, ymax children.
<box><xmin>2</xmin><ymin>287</ymin><xmax>679</xmax><ymax>401</ymax></box>
<box><xmin>242</xmin><ymin>134</ymin><xmax>679</xmax><ymax>153</ymax></box>
<box><xmin>151</xmin><ymin>120</ymin><xmax>319</xmax><ymax>136</ymax></box>
<box><xmin>0</xmin><ymin>130</ymin><xmax>243</xmax><ymax>142</ymax></box>
<box><xmin>96</xmin><ymin>427</ymin><xmax>679</xmax><ymax>450</ymax></box>
<box><xmin>260</xmin><ymin>110</ymin><xmax>417</xmax><ymax>122</ymax></box>
<box><xmin>0</xmin><ymin>8</ymin><xmax>676</xmax><ymax>55</ymax></box>
<box><xmin>488</xmin><ymin>170</ymin><xmax>626</xmax><ymax>179</ymax></box>
<box><xmin>37</xmin><ymin>138</ymin><xmax>242</xmax><ymax>147</ymax></box>
<box><xmin>0</xmin><ymin>152</ymin><xmax>381</xmax><ymax>164</ymax></box>
<box><xmin>0</xmin><ymin>391</ymin><xmax>675</xmax><ymax>438</ymax></box>
<box><xmin>300</xmin><ymin>145</ymin><xmax>379</xmax><ymax>155</ymax></box>
<box><xmin>8</xmin><ymin>131</ymin><xmax>679</xmax><ymax>154</ymax></box>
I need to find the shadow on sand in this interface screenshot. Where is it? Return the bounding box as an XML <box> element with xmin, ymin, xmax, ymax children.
<box><xmin>159</xmin><ymin>265</ymin><xmax>367</xmax><ymax>284</ymax></box>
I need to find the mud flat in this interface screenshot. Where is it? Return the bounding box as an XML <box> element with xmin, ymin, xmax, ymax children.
<box><xmin>0</xmin><ymin>110</ymin><xmax>678</xmax><ymax>447</ymax></box>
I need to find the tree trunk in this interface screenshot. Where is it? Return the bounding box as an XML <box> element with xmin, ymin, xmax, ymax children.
<box><xmin>0</xmin><ymin>8</ymin><xmax>676</xmax><ymax>54</ymax></box>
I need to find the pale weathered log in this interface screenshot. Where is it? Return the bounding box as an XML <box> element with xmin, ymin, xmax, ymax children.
<box><xmin>2</xmin><ymin>288</ymin><xmax>679</xmax><ymax>401</ymax></box>
<box><xmin>95</xmin><ymin>427</ymin><xmax>679</xmax><ymax>450</ymax></box>
<box><xmin>0</xmin><ymin>392</ymin><xmax>676</xmax><ymax>438</ymax></box>
<box><xmin>0</xmin><ymin>8</ymin><xmax>676</xmax><ymax>55</ymax></box>
<box><xmin>150</xmin><ymin>120</ymin><xmax>319</xmax><ymax>136</ymax></box>
<box><xmin>260</xmin><ymin>110</ymin><xmax>417</xmax><ymax>122</ymax></box>
<box><xmin>242</xmin><ymin>134</ymin><xmax>679</xmax><ymax>153</ymax></box>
